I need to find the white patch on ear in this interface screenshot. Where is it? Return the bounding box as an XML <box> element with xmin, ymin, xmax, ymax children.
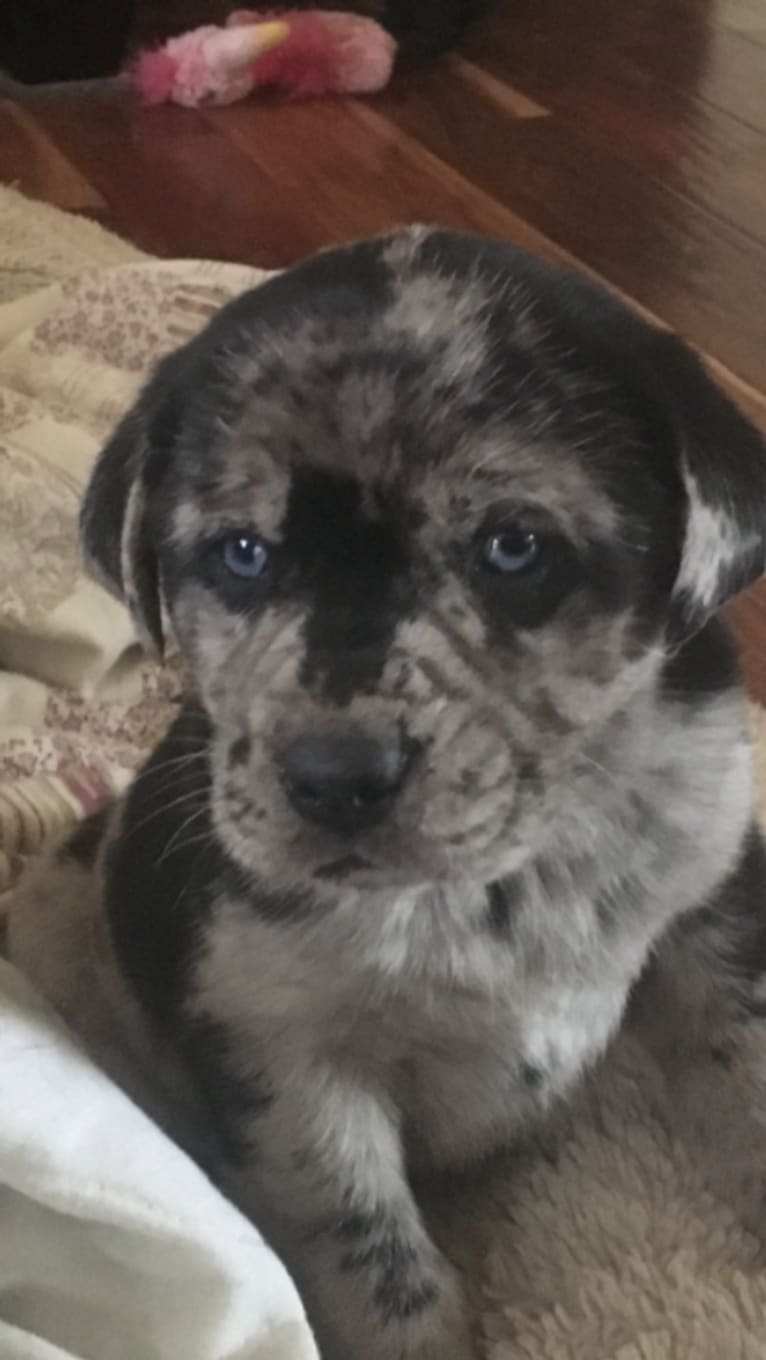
<box><xmin>674</xmin><ymin>466</ymin><xmax>762</xmax><ymax>615</ymax></box>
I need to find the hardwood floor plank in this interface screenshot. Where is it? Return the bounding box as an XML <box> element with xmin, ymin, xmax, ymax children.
<box><xmin>0</xmin><ymin>100</ymin><xmax>105</xmax><ymax>212</ymax></box>
<box><xmin>446</xmin><ymin>57</ymin><xmax>549</xmax><ymax>120</ymax></box>
<box><xmin>208</xmin><ymin>97</ymin><xmax>567</xmax><ymax>248</ymax></box>
<box><xmin>442</xmin><ymin>30</ymin><xmax>766</xmax><ymax>250</ymax></box>
<box><xmin>21</xmin><ymin>95</ymin><xmax>321</xmax><ymax>265</ymax></box>
<box><xmin>465</xmin><ymin>0</ymin><xmax>766</xmax><ymax>134</ymax></box>
<box><xmin>379</xmin><ymin>78</ymin><xmax>766</xmax><ymax>391</ymax></box>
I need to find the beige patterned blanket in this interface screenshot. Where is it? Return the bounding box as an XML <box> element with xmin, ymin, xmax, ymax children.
<box><xmin>0</xmin><ymin>187</ymin><xmax>266</xmax><ymax>895</ymax></box>
<box><xmin>1</xmin><ymin>184</ymin><xmax>765</xmax><ymax>1358</ymax></box>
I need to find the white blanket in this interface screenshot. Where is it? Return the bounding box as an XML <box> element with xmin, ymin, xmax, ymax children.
<box><xmin>0</xmin><ymin>959</ymin><xmax>318</xmax><ymax>1360</ymax></box>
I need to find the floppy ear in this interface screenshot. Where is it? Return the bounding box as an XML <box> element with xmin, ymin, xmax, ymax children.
<box><xmin>79</xmin><ymin>355</ymin><xmax>185</xmax><ymax>657</ymax></box>
<box><xmin>660</xmin><ymin>336</ymin><xmax>766</xmax><ymax>631</ymax></box>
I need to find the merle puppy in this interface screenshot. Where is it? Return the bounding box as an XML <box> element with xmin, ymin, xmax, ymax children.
<box><xmin>18</xmin><ymin>228</ymin><xmax>766</xmax><ymax>1358</ymax></box>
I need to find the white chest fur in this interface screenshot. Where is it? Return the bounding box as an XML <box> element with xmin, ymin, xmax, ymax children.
<box><xmin>190</xmin><ymin>881</ymin><xmax>643</xmax><ymax>1170</ymax></box>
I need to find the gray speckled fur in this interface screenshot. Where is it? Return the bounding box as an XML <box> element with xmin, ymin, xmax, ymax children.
<box><xmin>13</xmin><ymin>229</ymin><xmax>766</xmax><ymax>1360</ymax></box>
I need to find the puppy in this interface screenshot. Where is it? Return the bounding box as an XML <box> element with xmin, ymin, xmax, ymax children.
<box><xmin>12</xmin><ymin>228</ymin><xmax>766</xmax><ymax>1360</ymax></box>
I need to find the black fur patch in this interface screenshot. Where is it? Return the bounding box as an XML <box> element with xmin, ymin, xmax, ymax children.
<box><xmin>107</xmin><ymin>704</ymin><xmax>316</xmax><ymax>1027</ymax></box>
<box><xmin>521</xmin><ymin>1062</ymin><xmax>545</xmax><ymax>1090</ymax></box>
<box><xmin>661</xmin><ymin>617</ymin><xmax>741</xmax><ymax>700</ymax></box>
<box><xmin>228</xmin><ymin>735</ymin><xmax>252</xmax><ymax>768</ymax></box>
<box><xmin>105</xmin><ymin>703</ymin><xmax>221</xmax><ymax>1025</ymax></box>
<box><xmin>486</xmin><ymin>877</ymin><xmax>519</xmax><ymax>936</ymax></box>
<box><xmin>283</xmin><ymin>471</ymin><xmax>415</xmax><ymax>704</ymax></box>
<box><xmin>182</xmin><ymin>1016</ymin><xmax>274</xmax><ymax>1164</ymax></box>
<box><xmin>62</xmin><ymin>805</ymin><xmax>111</xmax><ymax>869</ymax></box>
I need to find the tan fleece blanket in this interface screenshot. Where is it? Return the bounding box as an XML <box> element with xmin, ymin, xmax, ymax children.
<box><xmin>1</xmin><ymin>184</ymin><xmax>765</xmax><ymax>1358</ymax></box>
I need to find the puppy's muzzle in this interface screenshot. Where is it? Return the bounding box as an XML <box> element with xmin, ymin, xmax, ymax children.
<box><xmin>278</xmin><ymin>732</ymin><xmax>414</xmax><ymax>836</ymax></box>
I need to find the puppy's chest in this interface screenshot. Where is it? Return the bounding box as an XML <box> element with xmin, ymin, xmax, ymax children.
<box><xmin>193</xmin><ymin>890</ymin><xmax>633</xmax><ymax>1165</ymax></box>
<box><xmin>388</xmin><ymin>963</ymin><xmax>626</xmax><ymax>1165</ymax></box>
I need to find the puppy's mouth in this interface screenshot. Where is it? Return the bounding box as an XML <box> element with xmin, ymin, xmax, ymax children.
<box><xmin>311</xmin><ymin>841</ymin><xmax>424</xmax><ymax>887</ymax></box>
<box><xmin>314</xmin><ymin>853</ymin><xmax>373</xmax><ymax>882</ymax></box>
<box><xmin>308</xmin><ymin>825</ymin><xmax>455</xmax><ymax>889</ymax></box>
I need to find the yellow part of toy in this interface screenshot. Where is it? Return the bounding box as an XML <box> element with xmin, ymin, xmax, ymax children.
<box><xmin>238</xmin><ymin>20</ymin><xmax>291</xmax><ymax>60</ymax></box>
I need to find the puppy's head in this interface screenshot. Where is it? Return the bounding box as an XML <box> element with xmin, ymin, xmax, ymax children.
<box><xmin>82</xmin><ymin>228</ymin><xmax>766</xmax><ymax>890</ymax></box>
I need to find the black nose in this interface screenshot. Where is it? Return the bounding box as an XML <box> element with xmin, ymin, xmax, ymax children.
<box><xmin>278</xmin><ymin>732</ymin><xmax>412</xmax><ymax>835</ymax></box>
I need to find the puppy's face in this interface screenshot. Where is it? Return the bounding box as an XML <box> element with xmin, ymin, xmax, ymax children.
<box><xmin>82</xmin><ymin>229</ymin><xmax>766</xmax><ymax>892</ymax></box>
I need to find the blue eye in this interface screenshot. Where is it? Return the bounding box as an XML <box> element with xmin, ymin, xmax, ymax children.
<box><xmin>221</xmin><ymin>533</ymin><xmax>269</xmax><ymax>579</ymax></box>
<box><xmin>483</xmin><ymin>529</ymin><xmax>541</xmax><ymax>575</ymax></box>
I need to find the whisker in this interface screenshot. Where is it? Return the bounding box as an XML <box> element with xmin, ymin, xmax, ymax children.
<box><xmin>577</xmin><ymin>752</ymin><xmax>642</xmax><ymax>801</ymax></box>
<box><xmin>122</xmin><ymin>785</ymin><xmax>210</xmax><ymax>843</ymax></box>
<box><xmin>156</xmin><ymin>807</ymin><xmax>211</xmax><ymax>865</ymax></box>
<box><xmin>134</xmin><ymin>752</ymin><xmax>208</xmax><ymax>786</ymax></box>
<box><xmin>168</xmin><ymin>841</ymin><xmax>218</xmax><ymax>913</ymax></box>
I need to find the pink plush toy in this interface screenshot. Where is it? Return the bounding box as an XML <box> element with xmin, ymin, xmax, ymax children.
<box><xmin>129</xmin><ymin>10</ymin><xmax>397</xmax><ymax>108</ymax></box>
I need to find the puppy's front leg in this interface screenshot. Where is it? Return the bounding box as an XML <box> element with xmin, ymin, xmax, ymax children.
<box><xmin>221</xmin><ymin>1066</ymin><xmax>475</xmax><ymax>1360</ymax></box>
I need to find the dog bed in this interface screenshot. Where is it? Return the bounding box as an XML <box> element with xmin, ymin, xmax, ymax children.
<box><xmin>1</xmin><ymin>183</ymin><xmax>765</xmax><ymax>1359</ymax></box>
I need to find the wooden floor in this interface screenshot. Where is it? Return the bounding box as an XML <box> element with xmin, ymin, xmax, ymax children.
<box><xmin>2</xmin><ymin>0</ymin><xmax>766</xmax><ymax>694</ymax></box>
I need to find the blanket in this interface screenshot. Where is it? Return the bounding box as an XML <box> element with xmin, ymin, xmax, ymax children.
<box><xmin>0</xmin><ymin>960</ymin><xmax>317</xmax><ymax>1360</ymax></box>
<box><xmin>2</xmin><ymin>183</ymin><xmax>765</xmax><ymax>1360</ymax></box>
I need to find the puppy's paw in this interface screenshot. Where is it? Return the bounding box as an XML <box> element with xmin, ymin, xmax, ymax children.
<box><xmin>318</xmin><ymin>1271</ymin><xmax>476</xmax><ymax>1360</ymax></box>
<box><xmin>374</xmin><ymin>1281</ymin><xmax>477</xmax><ymax>1360</ymax></box>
